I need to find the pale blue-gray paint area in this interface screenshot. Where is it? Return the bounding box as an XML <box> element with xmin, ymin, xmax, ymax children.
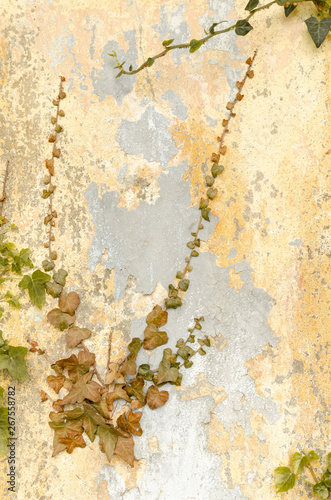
<box><xmin>115</xmin><ymin>106</ymin><xmax>178</xmax><ymax>168</ymax></box>
<box><xmin>289</xmin><ymin>239</ymin><xmax>302</xmax><ymax>246</ymax></box>
<box><xmin>92</xmin><ymin>30</ymin><xmax>137</xmax><ymax>105</ymax></box>
<box><xmin>99</xmin><ymin>394</ymin><xmax>247</xmax><ymax>500</ymax></box>
<box><xmin>162</xmin><ymin>90</ymin><xmax>188</xmax><ymax>120</ymax></box>
<box><xmin>206</xmin><ymin>115</ymin><xmax>218</xmax><ymax>127</ymax></box>
<box><xmin>85</xmin><ymin>162</ymin><xmax>219</xmax><ymax>299</ymax></box>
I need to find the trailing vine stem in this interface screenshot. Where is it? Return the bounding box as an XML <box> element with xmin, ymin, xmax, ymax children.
<box><xmin>112</xmin><ymin>53</ymin><xmax>258</xmax><ymax>377</ymax></box>
<box><xmin>111</xmin><ymin>0</ymin><xmax>313</xmax><ymax>77</ymax></box>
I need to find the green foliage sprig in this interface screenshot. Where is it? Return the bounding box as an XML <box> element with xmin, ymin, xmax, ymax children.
<box><xmin>274</xmin><ymin>450</ymin><xmax>331</xmax><ymax>498</ymax></box>
<box><xmin>34</xmin><ymin>55</ymin><xmax>257</xmax><ymax>467</ymax></box>
<box><xmin>109</xmin><ymin>0</ymin><xmax>331</xmax><ymax>78</ymax></box>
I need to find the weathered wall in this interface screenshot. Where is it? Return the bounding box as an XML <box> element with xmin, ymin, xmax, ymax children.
<box><xmin>0</xmin><ymin>0</ymin><xmax>330</xmax><ymax>498</ymax></box>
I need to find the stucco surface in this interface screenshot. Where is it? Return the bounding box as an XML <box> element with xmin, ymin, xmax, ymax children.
<box><xmin>0</xmin><ymin>0</ymin><xmax>330</xmax><ymax>499</ymax></box>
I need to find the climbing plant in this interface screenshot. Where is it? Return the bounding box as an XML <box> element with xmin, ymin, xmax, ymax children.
<box><xmin>110</xmin><ymin>0</ymin><xmax>331</xmax><ymax>77</ymax></box>
<box><xmin>28</xmin><ymin>56</ymin><xmax>258</xmax><ymax>465</ymax></box>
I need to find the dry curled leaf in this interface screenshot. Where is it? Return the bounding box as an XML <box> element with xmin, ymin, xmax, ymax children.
<box><xmin>146</xmin><ymin>305</ymin><xmax>168</xmax><ymax>327</ymax></box>
<box><xmin>56</xmin><ymin>351</ymin><xmax>95</xmax><ymax>383</ymax></box>
<box><xmin>219</xmin><ymin>145</ymin><xmax>227</xmax><ymax>155</ymax></box>
<box><xmin>40</xmin><ymin>391</ymin><xmax>48</xmax><ymax>402</ymax></box>
<box><xmin>211</xmin><ymin>153</ymin><xmax>220</xmax><ymax>163</ymax></box>
<box><xmin>144</xmin><ymin>324</ymin><xmax>168</xmax><ymax>350</ymax></box>
<box><xmin>61</xmin><ymin>371</ymin><xmax>102</xmax><ymax>405</ymax></box>
<box><xmin>47</xmin><ymin>308</ymin><xmax>76</xmax><ymax>331</ymax></box>
<box><xmin>146</xmin><ymin>385</ymin><xmax>169</xmax><ymax>410</ymax></box>
<box><xmin>107</xmin><ymin>384</ymin><xmax>132</xmax><ymax>405</ymax></box>
<box><xmin>47</xmin><ymin>375</ymin><xmax>65</xmax><ymax>394</ymax></box>
<box><xmin>66</xmin><ymin>326</ymin><xmax>91</xmax><ymax>349</ymax></box>
<box><xmin>222</xmin><ymin>119</ymin><xmax>228</xmax><ymax>127</ymax></box>
<box><xmin>117</xmin><ymin>411</ymin><xmax>143</xmax><ymax>436</ymax></box>
<box><xmin>59</xmin><ymin>292</ymin><xmax>80</xmax><ymax>316</ymax></box>
<box><xmin>58</xmin><ymin>430</ymin><xmax>86</xmax><ymax>454</ymax></box>
<box><xmin>105</xmin><ymin>362</ymin><xmax>124</xmax><ymax>385</ymax></box>
<box><xmin>114</xmin><ymin>434</ymin><xmax>135</xmax><ymax>467</ymax></box>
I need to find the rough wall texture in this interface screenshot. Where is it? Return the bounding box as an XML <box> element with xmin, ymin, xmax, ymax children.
<box><xmin>0</xmin><ymin>0</ymin><xmax>330</xmax><ymax>499</ymax></box>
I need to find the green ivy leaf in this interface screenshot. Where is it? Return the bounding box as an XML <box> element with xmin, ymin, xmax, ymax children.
<box><xmin>307</xmin><ymin>450</ymin><xmax>319</xmax><ymax>461</ymax></box>
<box><xmin>323</xmin><ymin>471</ymin><xmax>331</xmax><ymax>488</ymax></box>
<box><xmin>276</xmin><ymin>0</ymin><xmax>287</xmax><ymax>5</ymax></box>
<box><xmin>0</xmin><ymin>346</ymin><xmax>28</xmax><ymax>381</ymax></box>
<box><xmin>284</xmin><ymin>4</ymin><xmax>296</xmax><ymax>17</ymax></box>
<box><xmin>0</xmin><ymin>387</ymin><xmax>4</xmax><ymax>405</ymax></box>
<box><xmin>137</xmin><ymin>364</ymin><xmax>154</xmax><ymax>381</ymax></box>
<box><xmin>292</xmin><ymin>452</ymin><xmax>310</xmax><ymax>475</ymax></box>
<box><xmin>235</xmin><ymin>20</ymin><xmax>253</xmax><ymax>36</ymax></box>
<box><xmin>304</xmin><ymin>17</ymin><xmax>331</xmax><ymax>48</ymax></box>
<box><xmin>313</xmin><ymin>482</ymin><xmax>329</xmax><ymax>500</ymax></box>
<box><xmin>189</xmin><ymin>39</ymin><xmax>203</xmax><ymax>53</ymax></box>
<box><xmin>274</xmin><ymin>467</ymin><xmax>296</xmax><ymax>493</ymax></box>
<box><xmin>0</xmin><ymin>407</ymin><xmax>9</xmax><ymax>456</ymax></box>
<box><xmin>19</xmin><ymin>270</ymin><xmax>51</xmax><ymax>309</ymax></box>
<box><xmin>245</xmin><ymin>0</ymin><xmax>259</xmax><ymax>11</ymax></box>
<box><xmin>177</xmin><ymin>345</ymin><xmax>195</xmax><ymax>361</ymax></box>
<box><xmin>147</xmin><ymin>57</ymin><xmax>154</xmax><ymax>67</ymax></box>
<box><xmin>162</xmin><ymin>39</ymin><xmax>174</xmax><ymax>47</ymax></box>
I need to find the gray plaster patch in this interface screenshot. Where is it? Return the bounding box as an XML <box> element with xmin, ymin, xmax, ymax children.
<box><xmin>115</xmin><ymin>106</ymin><xmax>177</xmax><ymax>168</ymax></box>
<box><xmin>132</xmin><ymin>255</ymin><xmax>279</xmax><ymax>439</ymax></box>
<box><xmin>152</xmin><ymin>5</ymin><xmax>191</xmax><ymax>65</ymax></box>
<box><xmin>289</xmin><ymin>239</ymin><xmax>302</xmax><ymax>246</ymax></box>
<box><xmin>227</xmin><ymin>248</ymin><xmax>237</xmax><ymax>259</ymax></box>
<box><xmin>162</xmin><ymin>90</ymin><xmax>188</xmax><ymax>120</ymax></box>
<box><xmin>85</xmin><ymin>163</ymin><xmax>218</xmax><ymax>298</ymax></box>
<box><xmin>100</xmin><ymin>393</ymin><xmax>247</xmax><ymax>500</ymax></box>
<box><xmin>91</xmin><ymin>30</ymin><xmax>137</xmax><ymax>105</ymax></box>
<box><xmin>199</xmin><ymin>0</ymin><xmax>239</xmax><ymax>58</ymax></box>
<box><xmin>206</xmin><ymin>115</ymin><xmax>218</xmax><ymax>127</ymax></box>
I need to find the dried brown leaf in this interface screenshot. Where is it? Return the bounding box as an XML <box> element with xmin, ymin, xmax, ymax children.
<box><xmin>47</xmin><ymin>375</ymin><xmax>65</xmax><ymax>394</ymax></box>
<box><xmin>115</xmin><ymin>435</ymin><xmax>135</xmax><ymax>467</ymax></box>
<box><xmin>117</xmin><ymin>411</ymin><xmax>143</xmax><ymax>436</ymax></box>
<box><xmin>61</xmin><ymin>371</ymin><xmax>102</xmax><ymax>405</ymax></box>
<box><xmin>47</xmin><ymin>308</ymin><xmax>76</xmax><ymax>331</ymax></box>
<box><xmin>146</xmin><ymin>305</ymin><xmax>168</xmax><ymax>327</ymax></box>
<box><xmin>66</xmin><ymin>326</ymin><xmax>91</xmax><ymax>349</ymax></box>
<box><xmin>146</xmin><ymin>385</ymin><xmax>169</xmax><ymax>410</ymax></box>
<box><xmin>59</xmin><ymin>292</ymin><xmax>80</xmax><ymax>315</ymax></box>
<box><xmin>144</xmin><ymin>324</ymin><xmax>168</xmax><ymax>350</ymax></box>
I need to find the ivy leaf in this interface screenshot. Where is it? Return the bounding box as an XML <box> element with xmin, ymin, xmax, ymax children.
<box><xmin>125</xmin><ymin>378</ymin><xmax>146</xmax><ymax>404</ymax></box>
<box><xmin>97</xmin><ymin>425</ymin><xmax>119</xmax><ymax>462</ymax></box>
<box><xmin>313</xmin><ymin>482</ymin><xmax>329</xmax><ymax>500</ymax></box>
<box><xmin>58</xmin><ymin>292</ymin><xmax>80</xmax><ymax>316</ymax></box>
<box><xmin>61</xmin><ymin>371</ymin><xmax>102</xmax><ymax>404</ymax></box>
<box><xmin>146</xmin><ymin>305</ymin><xmax>168</xmax><ymax>327</ymax></box>
<box><xmin>235</xmin><ymin>20</ymin><xmax>253</xmax><ymax>36</ymax></box>
<box><xmin>66</xmin><ymin>326</ymin><xmax>91</xmax><ymax>349</ymax></box>
<box><xmin>128</xmin><ymin>338</ymin><xmax>142</xmax><ymax>358</ymax></box>
<box><xmin>58</xmin><ymin>430</ymin><xmax>86</xmax><ymax>454</ymax></box>
<box><xmin>0</xmin><ymin>407</ymin><xmax>9</xmax><ymax>456</ymax></box>
<box><xmin>0</xmin><ymin>346</ymin><xmax>28</xmax><ymax>381</ymax></box>
<box><xmin>56</xmin><ymin>351</ymin><xmax>95</xmax><ymax>383</ymax></box>
<box><xmin>137</xmin><ymin>364</ymin><xmax>154</xmax><ymax>381</ymax></box>
<box><xmin>177</xmin><ymin>345</ymin><xmax>195</xmax><ymax>361</ymax></box>
<box><xmin>147</xmin><ymin>57</ymin><xmax>154</xmax><ymax>67</ymax></box>
<box><xmin>45</xmin><ymin>281</ymin><xmax>63</xmax><ymax>298</ymax></box>
<box><xmin>146</xmin><ymin>385</ymin><xmax>169</xmax><ymax>410</ymax></box>
<box><xmin>117</xmin><ymin>410</ymin><xmax>143</xmax><ymax>436</ymax></box>
<box><xmin>274</xmin><ymin>467</ymin><xmax>296</xmax><ymax>493</ymax></box>
<box><xmin>47</xmin><ymin>308</ymin><xmax>76</xmax><ymax>331</ymax></box>
<box><xmin>47</xmin><ymin>375</ymin><xmax>66</xmax><ymax>394</ymax></box>
<box><xmin>115</xmin><ymin>435</ymin><xmax>135</xmax><ymax>467</ymax></box>
<box><xmin>51</xmin><ymin>419</ymin><xmax>83</xmax><ymax>457</ymax></box>
<box><xmin>284</xmin><ymin>4</ymin><xmax>296</xmax><ymax>17</ymax></box>
<box><xmin>157</xmin><ymin>358</ymin><xmax>179</xmax><ymax>385</ymax></box>
<box><xmin>245</xmin><ymin>0</ymin><xmax>259</xmax><ymax>11</ymax></box>
<box><xmin>276</xmin><ymin>0</ymin><xmax>287</xmax><ymax>4</ymax></box>
<box><xmin>19</xmin><ymin>270</ymin><xmax>51</xmax><ymax>309</ymax></box>
<box><xmin>144</xmin><ymin>324</ymin><xmax>168</xmax><ymax>350</ymax></box>
<box><xmin>189</xmin><ymin>39</ymin><xmax>203</xmax><ymax>53</ymax></box>
<box><xmin>107</xmin><ymin>384</ymin><xmax>132</xmax><ymax>405</ymax></box>
<box><xmin>304</xmin><ymin>17</ymin><xmax>331</xmax><ymax>48</ymax></box>
<box><xmin>307</xmin><ymin>450</ymin><xmax>319</xmax><ymax>461</ymax></box>
<box><xmin>162</xmin><ymin>39</ymin><xmax>174</xmax><ymax>47</ymax></box>
<box><xmin>81</xmin><ymin>403</ymin><xmax>110</xmax><ymax>441</ymax></box>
